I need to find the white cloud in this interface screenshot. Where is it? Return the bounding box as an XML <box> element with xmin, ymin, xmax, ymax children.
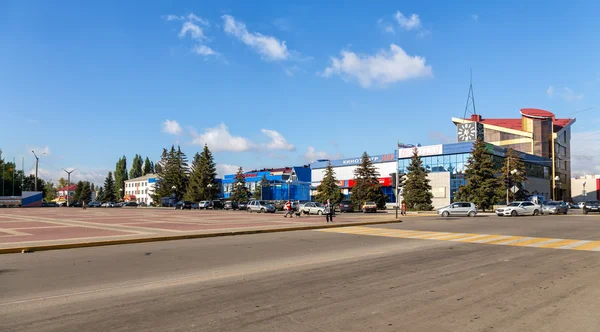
<box><xmin>546</xmin><ymin>85</ymin><xmax>554</xmax><ymax>97</ymax></box>
<box><xmin>472</xmin><ymin>14</ymin><xmax>479</xmax><ymax>22</ymax></box>
<box><xmin>321</xmin><ymin>44</ymin><xmax>433</xmax><ymax>88</ymax></box>
<box><xmin>179</xmin><ymin>21</ymin><xmax>205</xmax><ymax>41</ymax></box>
<box><xmin>193</xmin><ymin>45</ymin><xmax>218</xmax><ymax>56</ymax></box>
<box><xmin>216</xmin><ymin>164</ymin><xmax>240</xmax><ymax>177</ymax></box>
<box><xmin>191</xmin><ymin>123</ymin><xmax>255</xmax><ymax>152</ymax></box>
<box><xmin>395</xmin><ymin>11</ymin><xmax>421</xmax><ymax>31</ymax></box>
<box><xmin>36</xmin><ymin>167</ymin><xmax>109</xmax><ymax>187</ymax></box>
<box><xmin>163</xmin><ymin>119</ymin><xmax>183</xmax><ymax>135</ymax></box>
<box><xmin>164</xmin><ymin>13</ymin><xmax>209</xmax><ymax>26</ymax></box>
<box><xmin>571</xmin><ymin>131</ymin><xmax>600</xmax><ymax>175</ymax></box>
<box><xmin>261</xmin><ymin>129</ymin><xmax>295</xmax><ymax>151</ymax></box>
<box><xmin>29</xmin><ymin>146</ymin><xmax>51</xmax><ymax>157</ymax></box>
<box><xmin>303</xmin><ymin>147</ymin><xmax>342</xmax><ymax>163</ymax></box>
<box><xmin>222</xmin><ymin>14</ymin><xmax>289</xmax><ymax>61</ymax></box>
<box><xmin>559</xmin><ymin>87</ymin><xmax>584</xmax><ymax>101</ymax></box>
<box><xmin>377</xmin><ymin>18</ymin><xmax>395</xmax><ymax>34</ymax></box>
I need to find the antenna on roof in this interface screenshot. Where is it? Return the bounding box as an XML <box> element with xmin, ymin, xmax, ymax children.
<box><xmin>463</xmin><ymin>69</ymin><xmax>477</xmax><ymax>119</ymax></box>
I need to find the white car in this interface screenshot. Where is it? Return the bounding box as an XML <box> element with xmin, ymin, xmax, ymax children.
<box><xmin>300</xmin><ymin>202</ymin><xmax>327</xmax><ymax>215</ymax></box>
<box><xmin>198</xmin><ymin>201</ymin><xmax>210</xmax><ymax>209</ymax></box>
<box><xmin>496</xmin><ymin>201</ymin><xmax>541</xmax><ymax>217</ymax></box>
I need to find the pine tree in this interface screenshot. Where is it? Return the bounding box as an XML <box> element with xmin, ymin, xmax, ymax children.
<box><xmin>129</xmin><ymin>154</ymin><xmax>143</xmax><ymax>179</ymax></box>
<box><xmin>80</xmin><ymin>181</ymin><xmax>92</xmax><ymax>203</ymax></box>
<box><xmin>230</xmin><ymin>167</ymin><xmax>250</xmax><ymax>202</ymax></box>
<box><xmin>351</xmin><ymin>152</ymin><xmax>387</xmax><ymax>209</ymax></box>
<box><xmin>114</xmin><ymin>156</ymin><xmax>128</xmax><ymax>200</ymax></box>
<box><xmin>73</xmin><ymin>181</ymin><xmax>84</xmax><ymax>202</ymax></box>
<box><xmin>316</xmin><ymin>162</ymin><xmax>343</xmax><ymax>204</ymax></box>
<box><xmin>456</xmin><ymin>139</ymin><xmax>502</xmax><ymax>211</ymax></box>
<box><xmin>403</xmin><ymin>148</ymin><xmax>433</xmax><ymax>211</ymax></box>
<box><xmin>97</xmin><ymin>186</ymin><xmax>104</xmax><ymax>202</ymax></box>
<box><xmin>143</xmin><ymin>157</ymin><xmax>153</xmax><ymax>175</ymax></box>
<box><xmin>103</xmin><ymin>172</ymin><xmax>116</xmax><ymax>202</ymax></box>
<box><xmin>185</xmin><ymin>152</ymin><xmax>203</xmax><ymax>202</ymax></box>
<box><xmin>497</xmin><ymin>148</ymin><xmax>528</xmax><ymax>203</ymax></box>
<box><xmin>151</xmin><ymin>146</ymin><xmax>189</xmax><ymax>202</ymax></box>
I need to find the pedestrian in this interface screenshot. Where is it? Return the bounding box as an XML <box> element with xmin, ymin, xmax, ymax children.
<box><xmin>324</xmin><ymin>199</ymin><xmax>334</xmax><ymax>223</ymax></box>
<box><xmin>284</xmin><ymin>200</ymin><xmax>293</xmax><ymax>218</ymax></box>
<box><xmin>82</xmin><ymin>200</ymin><xmax>87</xmax><ymax>210</ymax></box>
<box><xmin>401</xmin><ymin>201</ymin><xmax>407</xmax><ymax>216</ymax></box>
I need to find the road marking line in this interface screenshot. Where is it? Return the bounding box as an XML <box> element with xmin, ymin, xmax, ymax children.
<box><xmin>510</xmin><ymin>238</ymin><xmax>553</xmax><ymax>247</ymax></box>
<box><xmin>459</xmin><ymin>235</ymin><xmax>504</xmax><ymax>243</ymax></box>
<box><xmin>537</xmin><ymin>239</ymin><xmax>578</xmax><ymax>248</ymax></box>
<box><xmin>485</xmin><ymin>236</ymin><xmax>525</xmax><ymax>244</ymax></box>
<box><xmin>557</xmin><ymin>240</ymin><xmax>590</xmax><ymax>249</ymax></box>
<box><xmin>450</xmin><ymin>234</ymin><xmax>492</xmax><ymax>242</ymax></box>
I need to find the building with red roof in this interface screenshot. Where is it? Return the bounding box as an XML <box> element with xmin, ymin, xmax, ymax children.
<box><xmin>452</xmin><ymin>109</ymin><xmax>575</xmax><ymax>200</ymax></box>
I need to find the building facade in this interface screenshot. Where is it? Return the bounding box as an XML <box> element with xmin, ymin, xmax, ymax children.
<box><xmin>571</xmin><ymin>175</ymin><xmax>600</xmax><ymax>202</ymax></box>
<box><xmin>124</xmin><ymin>174</ymin><xmax>157</xmax><ymax>206</ymax></box>
<box><xmin>222</xmin><ymin>166</ymin><xmax>311</xmax><ymax>201</ymax></box>
<box><xmin>452</xmin><ymin>109</ymin><xmax>574</xmax><ymax>200</ymax></box>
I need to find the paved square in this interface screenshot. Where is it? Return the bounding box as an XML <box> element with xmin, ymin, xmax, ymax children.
<box><xmin>0</xmin><ymin>207</ymin><xmax>393</xmax><ymax>251</ymax></box>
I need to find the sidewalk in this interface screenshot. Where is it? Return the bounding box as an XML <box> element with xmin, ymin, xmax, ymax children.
<box><xmin>0</xmin><ymin>208</ymin><xmax>398</xmax><ymax>254</ymax></box>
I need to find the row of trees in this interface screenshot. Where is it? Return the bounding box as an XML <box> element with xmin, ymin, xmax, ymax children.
<box><xmin>150</xmin><ymin>144</ymin><xmax>218</xmax><ymax>205</ymax></box>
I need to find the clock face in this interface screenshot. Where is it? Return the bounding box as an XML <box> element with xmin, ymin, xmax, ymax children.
<box><xmin>458</xmin><ymin>123</ymin><xmax>477</xmax><ymax>142</ymax></box>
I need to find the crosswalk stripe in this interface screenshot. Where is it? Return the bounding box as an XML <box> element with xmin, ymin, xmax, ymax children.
<box><xmin>316</xmin><ymin>227</ymin><xmax>600</xmax><ymax>252</ymax></box>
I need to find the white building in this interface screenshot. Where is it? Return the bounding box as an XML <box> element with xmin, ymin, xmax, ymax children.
<box><xmin>571</xmin><ymin>175</ymin><xmax>600</xmax><ymax>203</ymax></box>
<box><xmin>124</xmin><ymin>174</ymin><xmax>157</xmax><ymax>206</ymax></box>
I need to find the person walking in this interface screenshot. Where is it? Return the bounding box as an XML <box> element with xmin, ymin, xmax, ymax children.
<box><xmin>82</xmin><ymin>200</ymin><xmax>87</xmax><ymax>210</ymax></box>
<box><xmin>284</xmin><ymin>200</ymin><xmax>293</xmax><ymax>218</ymax></box>
<box><xmin>401</xmin><ymin>201</ymin><xmax>407</xmax><ymax>216</ymax></box>
<box><xmin>324</xmin><ymin>199</ymin><xmax>334</xmax><ymax>223</ymax></box>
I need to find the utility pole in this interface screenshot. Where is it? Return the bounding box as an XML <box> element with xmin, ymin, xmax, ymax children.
<box><xmin>506</xmin><ymin>158</ymin><xmax>510</xmax><ymax>205</ymax></box>
<box><xmin>62</xmin><ymin>168</ymin><xmax>75</xmax><ymax>207</ymax></box>
<box><xmin>31</xmin><ymin>150</ymin><xmax>46</xmax><ymax>192</ymax></box>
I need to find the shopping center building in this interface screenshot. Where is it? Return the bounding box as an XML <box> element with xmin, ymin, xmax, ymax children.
<box><xmin>221</xmin><ymin>166</ymin><xmax>311</xmax><ymax>201</ymax></box>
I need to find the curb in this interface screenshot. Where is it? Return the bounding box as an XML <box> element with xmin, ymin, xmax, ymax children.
<box><xmin>0</xmin><ymin>219</ymin><xmax>402</xmax><ymax>255</ymax></box>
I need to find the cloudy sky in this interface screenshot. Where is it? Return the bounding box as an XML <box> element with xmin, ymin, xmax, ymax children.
<box><xmin>1</xmin><ymin>0</ymin><xmax>599</xmax><ymax>185</ymax></box>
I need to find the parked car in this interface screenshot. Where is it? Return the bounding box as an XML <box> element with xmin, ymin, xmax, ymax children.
<box><xmin>224</xmin><ymin>201</ymin><xmax>239</xmax><ymax>210</ymax></box>
<box><xmin>361</xmin><ymin>202</ymin><xmax>378</xmax><ymax>213</ymax></box>
<box><xmin>583</xmin><ymin>201</ymin><xmax>600</xmax><ymax>214</ymax></box>
<box><xmin>578</xmin><ymin>202</ymin><xmax>586</xmax><ymax>209</ymax></box>
<box><xmin>209</xmin><ymin>200</ymin><xmax>224</xmax><ymax>210</ymax></box>
<box><xmin>300</xmin><ymin>202</ymin><xmax>327</xmax><ymax>215</ymax></box>
<box><xmin>237</xmin><ymin>201</ymin><xmax>248</xmax><ymax>210</ymax></box>
<box><xmin>198</xmin><ymin>201</ymin><xmax>210</xmax><ymax>209</ymax></box>
<box><xmin>542</xmin><ymin>201</ymin><xmax>568</xmax><ymax>215</ymax></box>
<box><xmin>87</xmin><ymin>201</ymin><xmax>102</xmax><ymax>208</ymax></box>
<box><xmin>191</xmin><ymin>203</ymin><xmax>199</xmax><ymax>209</ymax></box>
<box><xmin>339</xmin><ymin>200</ymin><xmax>354</xmax><ymax>213</ymax></box>
<box><xmin>438</xmin><ymin>202</ymin><xmax>478</xmax><ymax>217</ymax></box>
<box><xmin>101</xmin><ymin>202</ymin><xmax>115</xmax><ymax>208</ymax></box>
<box><xmin>247</xmin><ymin>200</ymin><xmax>276</xmax><ymax>213</ymax></box>
<box><xmin>123</xmin><ymin>201</ymin><xmax>138</xmax><ymax>207</ymax></box>
<box><xmin>567</xmin><ymin>202</ymin><xmax>580</xmax><ymax>209</ymax></box>
<box><xmin>71</xmin><ymin>202</ymin><xmax>83</xmax><ymax>208</ymax></box>
<box><xmin>495</xmin><ymin>201</ymin><xmax>541</xmax><ymax>217</ymax></box>
<box><xmin>175</xmin><ymin>201</ymin><xmax>193</xmax><ymax>210</ymax></box>
<box><xmin>45</xmin><ymin>202</ymin><xmax>59</xmax><ymax>207</ymax></box>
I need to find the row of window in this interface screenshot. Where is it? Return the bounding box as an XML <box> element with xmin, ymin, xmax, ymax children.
<box><xmin>126</xmin><ymin>182</ymin><xmax>148</xmax><ymax>188</ymax></box>
<box><xmin>126</xmin><ymin>189</ymin><xmax>149</xmax><ymax>195</ymax></box>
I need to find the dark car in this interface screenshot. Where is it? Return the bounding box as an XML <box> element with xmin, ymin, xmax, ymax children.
<box><xmin>583</xmin><ymin>201</ymin><xmax>600</xmax><ymax>214</ymax></box>
<box><xmin>46</xmin><ymin>202</ymin><xmax>59</xmax><ymax>207</ymax></box>
<box><xmin>339</xmin><ymin>200</ymin><xmax>354</xmax><ymax>212</ymax></box>
<box><xmin>209</xmin><ymin>200</ymin><xmax>224</xmax><ymax>210</ymax></box>
<box><xmin>238</xmin><ymin>201</ymin><xmax>248</xmax><ymax>210</ymax></box>
<box><xmin>175</xmin><ymin>201</ymin><xmax>193</xmax><ymax>210</ymax></box>
<box><xmin>71</xmin><ymin>202</ymin><xmax>83</xmax><ymax>208</ymax></box>
<box><xmin>87</xmin><ymin>201</ymin><xmax>102</xmax><ymax>208</ymax></box>
<box><xmin>124</xmin><ymin>201</ymin><xmax>138</xmax><ymax>207</ymax></box>
<box><xmin>224</xmin><ymin>201</ymin><xmax>238</xmax><ymax>210</ymax></box>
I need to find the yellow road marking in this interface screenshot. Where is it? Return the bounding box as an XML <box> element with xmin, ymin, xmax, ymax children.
<box><xmin>316</xmin><ymin>227</ymin><xmax>600</xmax><ymax>252</ymax></box>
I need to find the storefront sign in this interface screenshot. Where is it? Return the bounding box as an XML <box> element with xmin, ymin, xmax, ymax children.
<box><xmin>243</xmin><ymin>173</ymin><xmax>258</xmax><ymax>178</ymax></box>
<box><xmin>398</xmin><ymin>144</ymin><xmax>443</xmax><ymax>158</ymax></box>
<box><xmin>346</xmin><ymin>177</ymin><xmax>391</xmax><ymax>188</ymax></box>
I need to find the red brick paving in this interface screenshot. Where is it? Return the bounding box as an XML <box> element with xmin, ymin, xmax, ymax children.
<box><xmin>0</xmin><ymin>222</ymin><xmax>61</xmax><ymax>229</ymax></box>
<box><xmin>0</xmin><ymin>227</ymin><xmax>132</xmax><ymax>243</ymax></box>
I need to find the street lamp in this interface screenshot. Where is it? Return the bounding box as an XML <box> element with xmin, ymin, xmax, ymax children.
<box><xmin>31</xmin><ymin>150</ymin><xmax>46</xmax><ymax>192</ymax></box>
<box><xmin>119</xmin><ymin>188</ymin><xmax>123</xmax><ymax>202</ymax></box>
<box><xmin>62</xmin><ymin>168</ymin><xmax>76</xmax><ymax>207</ymax></box>
<box><xmin>207</xmin><ymin>183</ymin><xmax>213</xmax><ymax>200</ymax></box>
<box><xmin>286</xmin><ymin>178</ymin><xmax>293</xmax><ymax>201</ymax></box>
<box><xmin>554</xmin><ymin>176</ymin><xmax>561</xmax><ymax>201</ymax></box>
<box><xmin>506</xmin><ymin>169</ymin><xmax>518</xmax><ymax>205</ymax></box>
<box><xmin>171</xmin><ymin>185</ymin><xmax>177</xmax><ymax>207</ymax></box>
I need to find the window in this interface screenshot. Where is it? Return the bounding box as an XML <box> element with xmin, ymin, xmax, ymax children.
<box><xmin>522</xmin><ymin>202</ymin><xmax>533</xmax><ymax>206</ymax></box>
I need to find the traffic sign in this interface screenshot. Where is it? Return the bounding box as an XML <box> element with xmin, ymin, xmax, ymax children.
<box><xmin>510</xmin><ymin>186</ymin><xmax>519</xmax><ymax>194</ymax></box>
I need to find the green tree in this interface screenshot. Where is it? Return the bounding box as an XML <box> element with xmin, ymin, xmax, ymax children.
<box><xmin>497</xmin><ymin>148</ymin><xmax>528</xmax><ymax>203</ymax></box>
<box><xmin>185</xmin><ymin>145</ymin><xmax>218</xmax><ymax>202</ymax></box>
<box><xmin>114</xmin><ymin>156</ymin><xmax>128</xmax><ymax>200</ymax></box>
<box><xmin>57</xmin><ymin>177</ymin><xmax>68</xmax><ymax>190</ymax></box>
<box><xmin>73</xmin><ymin>181</ymin><xmax>84</xmax><ymax>202</ymax></box>
<box><xmin>44</xmin><ymin>182</ymin><xmax>57</xmax><ymax>202</ymax></box>
<box><xmin>103</xmin><ymin>172</ymin><xmax>116</xmax><ymax>202</ymax></box>
<box><xmin>143</xmin><ymin>157</ymin><xmax>153</xmax><ymax>175</ymax></box>
<box><xmin>253</xmin><ymin>175</ymin><xmax>268</xmax><ymax>200</ymax></box>
<box><xmin>456</xmin><ymin>139</ymin><xmax>502</xmax><ymax>211</ymax></box>
<box><xmin>351</xmin><ymin>152</ymin><xmax>387</xmax><ymax>209</ymax></box>
<box><xmin>230</xmin><ymin>167</ymin><xmax>250</xmax><ymax>202</ymax></box>
<box><xmin>403</xmin><ymin>148</ymin><xmax>433</xmax><ymax>211</ymax></box>
<box><xmin>129</xmin><ymin>154</ymin><xmax>143</xmax><ymax>179</ymax></box>
<box><xmin>315</xmin><ymin>162</ymin><xmax>343</xmax><ymax>204</ymax></box>
<box><xmin>97</xmin><ymin>186</ymin><xmax>104</xmax><ymax>202</ymax></box>
<box><xmin>152</xmin><ymin>146</ymin><xmax>189</xmax><ymax>203</ymax></box>
<box><xmin>81</xmin><ymin>181</ymin><xmax>92</xmax><ymax>203</ymax></box>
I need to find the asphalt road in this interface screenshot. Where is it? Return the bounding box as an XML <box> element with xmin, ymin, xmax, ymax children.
<box><xmin>2</xmin><ymin>214</ymin><xmax>600</xmax><ymax>331</ymax></box>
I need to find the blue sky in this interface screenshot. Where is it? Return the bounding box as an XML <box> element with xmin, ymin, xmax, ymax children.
<box><xmin>1</xmin><ymin>0</ymin><xmax>599</xmax><ymax>184</ymax></box>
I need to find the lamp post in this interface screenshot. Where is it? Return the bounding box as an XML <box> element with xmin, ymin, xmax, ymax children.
<box><xmin>554</xmin><ymin>176</ymin><xmax>561</xmax><ymax>201</ymax></box>
<box><xmin>506</xmin><ymin>169</ymin><xmax>518</xmax><ymax>205</ymax></box>
<box><xmin>286</xmin><ymin>178</ymin><xmax>292</xmax><ymax>201</ymax></box>
<box><xmin>62</xmin><ymin>168</ymin><xmax>75</xmax><ymax>207</ymax></box>
<box><xmin>582</xmin><ymin>180</ymin><xmax>587</xmax><ymax>200</ymax></box>
<box><xmin>119</xmin><ymin>188</ymin><xmax>123</xmax><ymax>202</ymax></box>
<box><xmin>207</xmin><ymin>183</ymin><xmax>213</xmax><ymax>200</ymax></box>
<box><xmin>31</xmin><ymin>150</ymin><xmax>46</xmax><ymax>192</ymax></box>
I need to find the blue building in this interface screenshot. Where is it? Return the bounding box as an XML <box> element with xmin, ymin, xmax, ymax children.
<box><xmin>222</xmin><ymin>166</ymin><xmax>311</xmax><ymax>201</ymax></box>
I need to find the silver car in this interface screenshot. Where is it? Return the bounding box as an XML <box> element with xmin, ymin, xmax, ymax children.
<box><xmin>246</xmin><ymin>200</ymin><xmax>276</xmax><ymax>213</ymax></box>
<box><xmin>300</xmin><ymin>202</ymin><xmax>327</xmax><ymax>215</ymax></box>
<box><xmin>437</xmin><ymin>202</ymin><xmax>478</xmax><ymax>217</ymax></box>
<box><xmin>542</xmin><ymin>201</ymin><xmax>568</xmax><ymax>215</ymax></box>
